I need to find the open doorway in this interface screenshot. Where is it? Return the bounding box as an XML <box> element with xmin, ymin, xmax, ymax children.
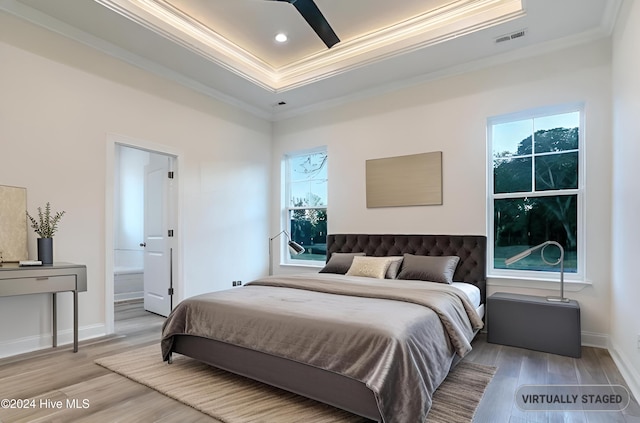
<box><xmin>113</xmin><ymin>144</ymin><xmax>177</xmax><ymax>318</ymax></box>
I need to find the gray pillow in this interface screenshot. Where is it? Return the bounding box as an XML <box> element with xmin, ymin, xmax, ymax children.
<box><xmin>319</xmin><ymin>252</ymin><xmax>366</xmax><ymax>274</ymax></box>
<box><xmin>396</xmin><ymin>254</ymin><xmax>460</xmax><ymax>284</ymax></box>
<box><xmin>385</xmin><ymin>256</ymin><xmax>404</xmax><ymax>279</ymax></box>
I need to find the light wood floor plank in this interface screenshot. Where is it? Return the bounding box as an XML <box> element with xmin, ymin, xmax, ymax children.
<box><xmin>511</xmin><ymin>349</ymin><xmax>551</xmax><ymax>423</ymax></box>
<box><xmin>590</xmin><ymin>347</ymin><xmax>640</xmax><ymax>423</ymax></box>
<box><xmin>473</xmin><ymin>343</ymin><xmax>524</xmax><ymax>422</ymax></box>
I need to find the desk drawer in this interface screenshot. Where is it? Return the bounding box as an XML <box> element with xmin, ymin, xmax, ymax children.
<box><xmin>0</xmin><ymin>275</ymin><xmax>76</xmax><ymax>296</ymax></box>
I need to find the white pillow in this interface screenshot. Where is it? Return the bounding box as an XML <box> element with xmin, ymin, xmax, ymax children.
<box><xmin>346</xmin><ymin>256</ymin><xmax>393</xmax><ymax>279</ymax></box>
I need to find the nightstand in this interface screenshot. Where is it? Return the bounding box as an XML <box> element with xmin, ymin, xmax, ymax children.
<box><xmin>487</xmin><ymin>292</ymin><xmax>581</xmax><ymax>358</ymax></box>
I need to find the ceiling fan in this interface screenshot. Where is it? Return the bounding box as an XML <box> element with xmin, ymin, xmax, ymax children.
<box><xmin>269</xmin><ymin>0</ymin><xmax>340</xmax><ymax>48</ymax></box>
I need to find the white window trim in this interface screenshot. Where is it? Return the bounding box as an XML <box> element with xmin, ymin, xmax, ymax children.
<box><xmin>486</xmin><ymin>102</ymin><xmax>586</xmax><ymax>282</ymax></box>
<box><xmin>282</xmin><ymin>146</ymin><xmax>327</xmax><ymax>268</ymax></box>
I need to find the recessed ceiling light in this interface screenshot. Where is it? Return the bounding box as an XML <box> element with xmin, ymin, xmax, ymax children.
<box><xmin>275</xmin><ymin>33</ymin><xmax>288</xmax><ymax>43</ymax></box>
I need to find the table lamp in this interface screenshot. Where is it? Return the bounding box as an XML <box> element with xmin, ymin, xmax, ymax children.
<box><xmin>505</xmin><ymin>240</ymin><xmax>569</xmax><ymax>302</ymax></box>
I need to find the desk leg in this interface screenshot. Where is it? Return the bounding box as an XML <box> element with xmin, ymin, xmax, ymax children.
<box><xmin>52</xmin><ymin>292</ymin><xmax>57</xmax><ymax>348</ymax></box>
<box><xmin>74</xmin><ymin>290</ymin><xmax>78</xmax><ymax>353</ymax></box>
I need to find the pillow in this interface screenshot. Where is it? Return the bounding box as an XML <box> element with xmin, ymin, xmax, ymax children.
<box><xmin>396</xmin><ymin>254</ymin><xmax>460</xmax><ymax>284</ymax></box>
<box><xmin>346</xmin><ymin>256</ymin><xmax>393</xmax><ymax>279</ymax></box>
<box><xmin>385</xmin><ymin>256</ymin><xmax>404</xmax><ymax>279</ymax></box>
<box><xmin>319</xmin><ymin>252</ymin><xmax>365</xmax><ymax>274</ymax></box>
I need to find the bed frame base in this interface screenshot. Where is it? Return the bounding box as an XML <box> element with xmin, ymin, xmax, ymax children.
<box><xmin>171</xmin><ymin>335</ymin><xmax>383</xmax><ymax>422</ymax></box>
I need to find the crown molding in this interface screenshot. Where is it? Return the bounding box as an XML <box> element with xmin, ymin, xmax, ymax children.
<box><xmin>600</xmin><ymin>0</ymin><xmax>624</xmax><ymax>35</ymax></box>
<box><xmin>271</xmin><ymin>25</ymin><xmax>613</xmax><ymax>121</ymax></box>
<box><xmin>275</xmin><ymin>0</ymin><xmax>524</xmax><ymax>91</ymax></box>
<box><xmin>2</xmin><ymin>0</ymin><xmax>618</xmax><ymax>122</ymax></box>
<box><xmin>96</xmin><ymin>0</ymin><xmax>525</xmax><ymax>92</ymax></box>
<box><xmin>0</xmin><ymin>0</ymin><xmax>273</xmax><ymax>119</ymax></box>
<box><xmin>96</xmin><ymin>0</ymin><xmax>279</xmax><ymax>92</ymax></box>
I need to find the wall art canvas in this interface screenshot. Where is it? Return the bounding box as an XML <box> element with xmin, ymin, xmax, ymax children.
<box><xmin>0</xmin><ymin>185</ymin><xmax>28</xmax><ymax>262</ymax></box>
<box><xmin>366</xmin><ymin>151</ymin><xmax>443</xmax><ymax>208</ymax></box>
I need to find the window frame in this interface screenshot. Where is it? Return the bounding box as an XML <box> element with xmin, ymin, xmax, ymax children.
<box><xmin>487</xmin><ymin>103</ymin><xmax>586</xmax><ymax>281</ymax></box>
<box><xmin>282</xmin><ymin>146</ymin><xmax>328</xmax><ymax>268</ymax></box>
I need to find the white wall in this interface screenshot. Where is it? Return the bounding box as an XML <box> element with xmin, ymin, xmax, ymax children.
<box><xmin>0</xmin><ymin>11</ymin><xmax>271</xmax><ymax>357</ymax></box>
<box><xmin>611</xmin><ymin>0</ymin><xmax>640</xmax><ymax>400</ymax></box>
<box><xmin>273</xmin><ymin>40</ymin><xmax>613</xmax><ymax>342</ymax></box>
<box><xmin>0</xmin><ymin>4</ymin><xmax>629</xmax><ymax>382</ymax></box>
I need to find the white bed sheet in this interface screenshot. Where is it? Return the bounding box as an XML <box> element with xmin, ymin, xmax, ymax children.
<box><xmin>451</xmin><ymin>282</ymin><xmax>481</xmax><ymax>308</ymax></box>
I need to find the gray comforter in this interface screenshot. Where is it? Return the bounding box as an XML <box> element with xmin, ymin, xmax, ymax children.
<box><xmin>161</xmin><ymin>273</ymin><xmax>483</xmax><ymax>423</ymax></box>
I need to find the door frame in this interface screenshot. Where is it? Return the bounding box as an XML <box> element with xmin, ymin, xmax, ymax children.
<box><xmin>105</xmin><ymin>133</ymin><xmax>183</xmax><ymax>334</ymax></box>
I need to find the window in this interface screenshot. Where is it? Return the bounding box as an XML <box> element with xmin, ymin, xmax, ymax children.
<box><xmin>488</xmin><ymin>105</ymin><xmax>583</xmax><ymax>279</ymax></box>
<box><xmin>284</xmin><ymin>148</ymin><xmax>328</xmax><ymax>264</ymax></box>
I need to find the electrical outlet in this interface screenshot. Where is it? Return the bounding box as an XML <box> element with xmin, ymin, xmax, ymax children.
<box><xmin>232</xmin><ymin>281</ymin><xmax>237</xmax><ymax>287</ymax></box>
<box><xmin>237</xmin><ymin>281</ymin><xmax>242</xmax><ymax>286</ymax></box>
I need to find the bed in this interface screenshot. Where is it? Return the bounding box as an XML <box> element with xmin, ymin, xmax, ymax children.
<box><xmin>161</xmin><ymin>234</ymin><xmax>486</xmax><ymax>422</ymax></box>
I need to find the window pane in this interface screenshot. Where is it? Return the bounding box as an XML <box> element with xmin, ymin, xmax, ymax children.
<box><xmin>492</xmin><ymin>119</ymin><xmax>533</xmax><ymax>159</ymax></box>
<box><xmin>289</xmin><ymin>152</ymin><xmax>327</xmax><ymax>181</ymax></box>
<box><xmin>494</xmin><ymin>195</ymin><xmax>577</xmax><ymax>273</ymax></box>
<box><xmin>290</xmin><ymin>181</ymin><xmax>308</xmax><ymax>206</ymax></box>
<box><xmin>494</xmin><ymin>157</ymin><xmax>532</xmax><ymax>193</ymax></box>
<box><xmin>535</xmin><ymin>152</ymin><xmax>578</xmax><ymax>191</ymax></box>
<box><xmin>288</xmin><ymin>152</ymin><xmax>328</xmax><ymax>206</ymax></box>
<box><xmin>534</xmin><ymin>112</ymin><xmax>579</xmax><ymax>153</ymax></box>
<box><xmin>309</xmin><ymin>178</ymin><xmax>328</xmax><ymax>203</ymax></box>
<box><xmin>289</xmin><ymin>208</ymin><xmax>327</xmax><ymax>262</ymax></box>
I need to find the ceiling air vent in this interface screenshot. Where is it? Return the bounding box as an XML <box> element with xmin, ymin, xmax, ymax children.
<box><xmin>495</xmin><ymin>29</ymin><xmax>526</xmax><ymax>44</ymax></box>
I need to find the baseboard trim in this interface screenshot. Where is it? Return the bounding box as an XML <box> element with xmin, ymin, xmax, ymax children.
<box><xmin>581</xmin><ymin>331</ymin><xmax>609</xmax><ymax>349</ymax></box>
<box><xmin>114</xmin><ymin>292</ymin><xmax>143</xmax><ymax>303</ymax></box>
<box><xmin>608</xmin><ymin>341</ymin><xmax>640</xmax><ymax>404</ymax></box>
<box><xmin>0</xmin><ymin>324</ymin><xmax>106</xmax><ymax>359</ymax></box>
<box><xmin>114</xmin><ymin>297</ymin><xmax>143</xmax><ymax>305</ymax></box>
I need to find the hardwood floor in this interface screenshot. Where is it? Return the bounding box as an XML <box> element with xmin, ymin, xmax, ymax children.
<box><xmin>0</xmin><ymin>302</ymin><xmax>638</xmax><ymax>423</ymax></box>
<box><xmin>468</xmin><ymin>333</ymin><xmax>640</xmax><ymax>423</ymax></box>
<box><xmin>0</xmin><ymin>302</ymin><xmax>218</xmax><ymax>423</ymax></box>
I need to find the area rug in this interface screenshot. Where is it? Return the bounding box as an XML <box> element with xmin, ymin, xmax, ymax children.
<box><xmin>95</xmin><ymin>344</ymin><xmax>495</xmax><ymax>423</ymax></box>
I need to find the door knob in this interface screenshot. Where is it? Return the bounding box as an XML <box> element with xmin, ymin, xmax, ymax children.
<box><xmin>139</xmin><ymin>242</ymin><xmax>146</xmax><ymax>247</ymax></box>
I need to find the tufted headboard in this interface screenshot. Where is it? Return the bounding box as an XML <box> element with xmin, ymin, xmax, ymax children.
<box><xmin>326</xmin><ymin>234</ymin><xmax>487</xmax><ymax>303</ymax></box>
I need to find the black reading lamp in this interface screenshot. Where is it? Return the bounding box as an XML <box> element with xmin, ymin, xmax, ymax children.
<box><xmin>269</xmin><ymin>230</ymin><xmax>305</xmax><ymax>275</ymax></box>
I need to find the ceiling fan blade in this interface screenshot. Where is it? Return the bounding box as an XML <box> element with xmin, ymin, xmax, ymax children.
<box><xmin>276</xmin><ymin>0</ymin><xmax>340</xmax><ymax>48</ymax></box>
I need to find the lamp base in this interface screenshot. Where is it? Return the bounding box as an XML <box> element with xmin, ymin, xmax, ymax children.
<box><xmin>547</xmin><ymin>296</ymin><xmax>570</xmax><ymax>303</ymax></box>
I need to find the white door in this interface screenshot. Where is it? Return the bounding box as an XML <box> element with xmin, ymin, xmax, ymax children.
<box><xmin>142</xmin><ymin>153</ymin><xmax>174</xmax><ymax>316</ymax></box>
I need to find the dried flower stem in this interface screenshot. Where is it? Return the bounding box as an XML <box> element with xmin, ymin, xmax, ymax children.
<box><xmin>26</xmin><ymin>202</ymin><xmax>66</xmax><ymax>238</ymax></box>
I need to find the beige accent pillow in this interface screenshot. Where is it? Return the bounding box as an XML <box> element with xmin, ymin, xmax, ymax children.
<box><xmin>346</xmin><ymin>256</ymin><xmax>393</xmax><ymax>279</ymax></box>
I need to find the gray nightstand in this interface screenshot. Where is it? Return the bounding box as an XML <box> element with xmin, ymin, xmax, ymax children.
<box><xmin>487</xmin><ymin>292</ymin><xmax>581</xmax><ymax>358</ymax></box>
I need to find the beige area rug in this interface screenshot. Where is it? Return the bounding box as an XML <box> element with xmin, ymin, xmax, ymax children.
<box><xmin>95</xmin><ymin>345</ymin><xmax>495</xmax><ymax>423</ymax></box>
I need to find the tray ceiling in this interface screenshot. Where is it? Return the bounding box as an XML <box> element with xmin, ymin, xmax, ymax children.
<box><xmin>4</xmin><ymin>0</ymin><xmax>620</xmax><ymax>119</ymax></box>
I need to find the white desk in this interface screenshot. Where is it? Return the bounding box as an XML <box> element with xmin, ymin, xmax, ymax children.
<box><xmin>0</xmin><ymin>262</ymin><xmax>87</xmax><ymax>352</ymax></box>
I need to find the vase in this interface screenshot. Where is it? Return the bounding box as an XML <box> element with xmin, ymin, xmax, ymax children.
<box><xmin>37</xmin><ymin>237</ymin><xmax>53</xmax><ymax>265</ymax></box>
